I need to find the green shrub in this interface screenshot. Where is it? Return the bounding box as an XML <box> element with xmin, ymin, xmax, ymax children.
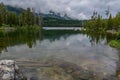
<box><xmin>109</xmin><ymin>40</ymin><xmax>120</xmax><ymax>48</ymax></box>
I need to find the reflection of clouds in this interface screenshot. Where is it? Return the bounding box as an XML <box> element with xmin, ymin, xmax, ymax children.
<box><xmin>1</xmin><ymin>34</ymin><xmax>119</xmax><ymax>76</ymax></box>
<box><xmin>66</xmin><ymin>34</ymin><xmax>90</xmax><ymax>47</ymax></box>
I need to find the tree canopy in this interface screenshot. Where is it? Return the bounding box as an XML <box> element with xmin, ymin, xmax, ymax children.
<box><xmin>86</xmin><ymin>11</ymin><xmax>120</xmax><ymax>32</ymax></box>
<box><xmin>0</xmin><ymin>3</ymin><xmax>42</xmax><ymax>27</ymax></box>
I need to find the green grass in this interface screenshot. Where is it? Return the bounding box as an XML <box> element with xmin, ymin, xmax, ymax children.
<box><xmin>109</xmin><ymin>40</ymin><xmax>120</xmax><ymax>48</ymax></box>
<box><xmin>16</xmin><ymin>25</ymin><xmax>42</xmax><ymax>31</ymax></box>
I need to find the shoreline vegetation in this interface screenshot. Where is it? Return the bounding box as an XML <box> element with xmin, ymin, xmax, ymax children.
<box><xmin>109</xmin><ymin>40</ymin><xmax>120</xmax><ymax>48</ymax></box>
<box><xmin>85</xmin><ymin>10</ymin><xmax>120</xmax><ymax>48</ymax></box>
<box><xmin>108</xmin><ymin>31</ymin><xmax>120</xmax><ymax>48</ymax></box>
<box><xmin>0</xmin><ymin>3</ymin><xmax>42</xmax><ymax>31</ymax></box>
<box><xmin>0</xmin><ymin>25</ymin><xmax>42</xmax><ymax>33</ymax></box>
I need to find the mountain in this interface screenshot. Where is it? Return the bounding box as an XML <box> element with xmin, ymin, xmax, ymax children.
<box><xmin>6</xmin><ymin>5</ymin><xmax>24</xmax><ymax>14</ymax></box>
<box><xmin>6</xmin><ymin>5</ymin><xmax>71</xmax><ymax>20</ymax></box>
<box><xmin>5</xmin><ymin>5</ymin><xmax>85</xmax><ymax>27</ymax></box>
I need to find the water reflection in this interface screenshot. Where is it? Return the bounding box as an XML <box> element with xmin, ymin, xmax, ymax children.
<box><xmin>0</xmin><ymin>29</ymin><xmax>43</xmax><ymax>53</ymax></box>
<box><xmin>0</xmin><ymin>29</ymin><xmax>119</xmax><ymax>79</ymax></box>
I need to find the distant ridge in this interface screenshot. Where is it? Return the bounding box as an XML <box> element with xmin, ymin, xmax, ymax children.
<box><xmin>6</xmin><ymin>5</ymin><xmax>72</xmax><ymax>20</ymax></box>
<box><xmin>5</xmin><ymin>5</ymin><xmax>86</xmax><ymax>27</ymax></box>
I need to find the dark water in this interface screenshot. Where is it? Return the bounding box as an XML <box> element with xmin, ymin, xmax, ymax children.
<box><xmin>0</xmin><ymin>28</ymin><xmax>119</xmax><ymax>80</ymax></box>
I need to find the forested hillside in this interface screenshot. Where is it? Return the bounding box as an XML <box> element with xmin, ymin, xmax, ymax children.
<box><xmin>4</xmin><ymin>4</ymin><xmax>86</xmax><ymax>27</ymax></box>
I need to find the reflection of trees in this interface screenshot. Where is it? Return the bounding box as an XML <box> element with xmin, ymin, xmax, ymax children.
<box><xmin>0</xmin><ymin>29</ymin><xmax>43</xmax><ymax>52</ymax></box>
<box><xmin>43</xmin><ymin>30</ymin><xmax>80</xmax><ymax>42</ymax></box>
<box><xmin>0</xmin><ymin>29</ymin><xmax>81</xmax><ymax>52</ymax></box>
<box><xmin>0</xmin><ymin>38</ymin><xmax>8</xmax><ymax>53</ymax></box>
<box><xmin>85</xmin><ymin>32</ymin><xmax>116</xmax><ymax>46</ymax></box>
<box><xmin>0</xmin><ymin>30</ymin><xmax>117</xmax><ymax>52</ymax></box>
<box><xmin>85</xmin><ymin>32</ymin><xmax>105</xmax><ymax>46</ymax></box>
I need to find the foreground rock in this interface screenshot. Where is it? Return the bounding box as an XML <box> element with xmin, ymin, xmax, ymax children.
<box><xmin>0</xmin><ymin>60</ymin><xmax>26</xmax><ymax>80</ymax></box>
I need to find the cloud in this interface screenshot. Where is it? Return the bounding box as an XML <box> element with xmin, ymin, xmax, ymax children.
<box><xmin>0</xmin><ymin>0</ymin><xmax>120</xmax><ymax>20</ymax></box>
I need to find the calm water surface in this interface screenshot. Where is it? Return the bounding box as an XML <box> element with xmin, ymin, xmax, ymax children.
<box><xmin>0</xmin><ymin>28</ymin><xmax>119</xmax><ymax>79</ymax></box>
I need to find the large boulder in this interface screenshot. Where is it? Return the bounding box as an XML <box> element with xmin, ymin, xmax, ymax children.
<box><xmin>0</xmin><ymin>60</ymin><xmax>26</xmax><ymax>80</ymax></box>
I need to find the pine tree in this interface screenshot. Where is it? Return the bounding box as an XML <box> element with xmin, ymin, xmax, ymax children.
<box><xmin>107</xmin><ymin>14</ymin><xmax>113</xmax><ymax>30</ymax></box>
<box><xmin>114</xmin><ymin>12</ymin><xmax>120</xmax><ymax>29</ymax></box>
<box><xmin>7</xmin><ymin>12</ymin><xmax>18</xmax><ymax>27</ymax></box>
<box><xmin>96</xmin><ymin>15</ymin><xmax>102</xmax><ymax>31</ymax></box>
<box><xmin>0</xmin><ymin>3</ymin><xmax>6</xmax><ymax>26</ymax></box>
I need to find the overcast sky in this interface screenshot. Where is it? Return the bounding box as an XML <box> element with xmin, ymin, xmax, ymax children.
<box><xmin>0</xmin><ymin>0</ymin><xmax>120</xmax><ymax>20</ymax></box>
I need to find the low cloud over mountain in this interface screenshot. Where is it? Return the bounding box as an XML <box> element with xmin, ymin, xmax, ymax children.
<box><xmin>0</xmin><ymin>0</ymin><xmax>120</xmax><ymax>20</ymax></box>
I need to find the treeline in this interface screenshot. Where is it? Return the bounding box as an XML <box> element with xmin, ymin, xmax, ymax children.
<box><xmin>0</xmin><ymin>3</ymin><xmax>42</xmax><ymax>27</ymax></box>
<box><xmin>43</xmin><ymin>17</ymin><xmax>86</xmax><ymax>27</ymax></box>
<box><xmin>86</xmin><ymin>11</ymin><xmax>120</xmax><ymax>32</ymax></box>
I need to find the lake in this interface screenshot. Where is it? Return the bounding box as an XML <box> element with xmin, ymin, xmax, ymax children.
<box><xmin>43</xmin><ymin>27</ymin><xmax>83</xmax><ymax>30</ymax></box>
<box><xmin>0</xmin><ymin>28</ymin><xmax>119</xmax><ymax>80</ymax></box>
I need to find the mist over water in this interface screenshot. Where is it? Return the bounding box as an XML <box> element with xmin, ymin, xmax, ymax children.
<box><xmin>1</xmin><ymin>33</ymin><xmax>119</xmax><ymax>77</ymax></box>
